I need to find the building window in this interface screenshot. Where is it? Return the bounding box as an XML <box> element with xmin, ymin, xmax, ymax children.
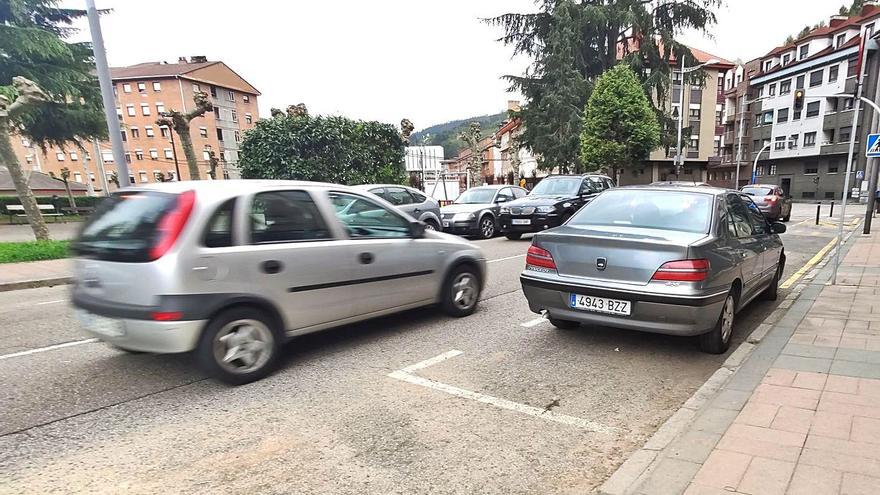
<box><xmin>837</xmin><ymin>33</ymin><xmax>847</xmax><ymax>48</ymax></box>
<box><xmin>777</xmin><ymin>108</ymin><xmax>789</xmax><ymax>123</ymax></box>
<box><xmin>829</xmin><ymin>65</ymin><xmax>839</xmax><ymax>83</ymax></box>
<box><xmin>245</xmin><ymin>113</ymin><xmax>253</xmax><ymax>124</ymax></box>
<box><xmin>231</xmin><ymin>109</ymin><xmax>238</xmax><ymax>123</ymax></box>
<box><xmin>828</xmin><ymin>98</ymin><xmax>839</xmax><ymax>113</ymax></box>
<box><xmin>135</xmin><ymin>149</ymin><xmax>144</xmax><ymax>160</ymax></box>
<box><xmin>156</xmin><ymin>103</ymin><xmax>165</xmax><ymax>114</ymax></box>
<box><xmin>152</xmin><ymin>81</ymin><xmax>161</xmax><ymax>92</ymax></box>
<box><xmin>802</xmin><ymin>191</ymin><xmax>816</xmax><ymax>199</ymax></box>
<box><xmin>137</xmin><ymin>82</ymin><xmax>146</xmax><ymax>93</ymax></box>
<box><xmin>809</xmin><ymin>70</ymin><xmax>823</xmax><ymax>87</ymax></box>
<box><xmin>129</xmin><ymin>174</ymin><xmax>135</xmax><ymax>184</ymax></box>
<box><xmin>796</xmin><ymin>75</ymin><xmax>805</xmax><ymax>89</ymax></box>
<box><xmin>226</xmin><ymin>90</ymin><xmax>235</xmax><ymax>102</ymax></box>
<box><xmin>805</xmin><ymin>165</ymin><xmax>818</xmax><ymax>175</ymax></box>
<box><xmin>145</xmin><ymin>126</ymin><xmax>155</xmax><ymax>137</ymax></box>
<box><xmin>799</xmin><ymin>44</ymin><xmax>809</xmax><ymax>60</ymax></box>
<box><xmin>789</xmin><ymin>134</ymin><xmax>799</xmax><ymax>148</ymax></box>
<box><xmin>828</xmin><ymin>164</ymin><xmax>839</xmax><ymax>174</ymax></box>
<box><xmin>164</xmin><ymin>148</ymin><xmax>173</xmax><ymax>159</ymax></box>
<box><xmin>122</xmin><ymin>83</ymin><xmax>132</xmax><ymax>93</ymax></box>
<box><xmin>768</xmin><ymin>83</ymin><xmax>776</xmax><ymax>96</ymax></box>
<box><xmin>141</xmin><ymin>103</ymin><xmax>150</xmax><ymax>116</ymax></box>
<box><xmin>824</xmin><ymin>191</ymin><xmax>835</xmax><ymax>199</ymax></box>
<box><xmin>130</xmin><ymin>127</ymin><xmax>139</xmax><ymax>138</ymax></box>
<box><xmin>199</xmin><ymin>127</ymin><xmax>208</xmax><ymax>138</ymax></box>
<box><xmin>203</xmin><ymin>148</ymin><xmax>211</xmax><ymax>161</ymax></box>
<box><xmin>102</xmin><ymin>151</ymin><xmax>114</xmax><ymax>163</ymax></box>
<box><xmin>234</xmin><ymin>130</ymin><xmax>241</xmax><ymax>143</ymax></box>
<box><xmin>210</xmin><ymin>86</ymin><xmax>217</xmax><ymax>97</ymax></box>
<box><xmin>840</xmin><ymin>126</ymin><xmax>852</xmax><ymax>142</ymax></box>
<box><xmin>159</xmin><ymin>126</ymin><xmax>169</xmax><ymax>138</ymax></box>
<box><xmin>70</xmin><ymin>152</ymin><xmax>78</xmax><ymax>161</ymax></box>
<box><xmin>825</xmin><ymin>129</ymin><xmax>836</xmax><ymax>144</ymax></box>
<box><xmin>689</xmin><ymin>108</ymin><xmax>701</xmax><ymax>120</ymax></box>
<box><xmin>758</xmin><ymin>86</ymin><xmax>764</xmax><ymax>98</ymax></box>
<box><xmin>126</xmin><ymin>104</ymin><xmax>136</xmax><ymax>116</ymax></box>
<box><xmin>139</xmin><ymin>171</ymin><xmax>148</xmax><ymax>183</ymax></box>
<box><xmin>782</xmin><ymin>54</ymin><xmax>791</xmax><ymax>66</ymax></box>
<box><xmin>804</xmin><ymin>132</ymin><xmax>817</xmax><ymax>147</ymax></box>
<box><xmin>868</xmin><ymin>23</ymin><xmax>876</xmax><ymax>38</ymax></box>
<box><xmin>769</xmin><ymin>164</ymin><xmax>777</xmax><ymax>175</ymax></box>
<box><xmin>844</xmin><ymin>98</ymin><xmax>854</xmax><ymax>110</ymax></box>
<box><xmin>242</xmin><ymin>95</ymin><xmax>250</xmax><ymax>103</ymax></box>
<box><xmin>214</xmin><ymin>107</ymin><xmax>221</xmax><ymax>119</ymax></box>
<box><xmin>762</xmin><ymin>111</ymin><xmax>774</xmax><ymax>125</ymax></box>
<box><xmin>764</xmin><ymin>60</ymin><xmax>772</xmax><ymax>72</ymax></box>
<box><xmin>74</xmin><ymin>172</ymin><xmax>82</xmax><ymax>182</ymax></box>
<box><xmin>780</xmin><ymin>80</ymin><xmax>791</xmax><ymax>95</ymax></box>
<box><xmin>149</xmin><ymin>149</ymin><xmax>159</xmax><ymax>159</ymax></box>
<box><xmin>193</xmin><ymin>83</ymin><xmax>200</xmax><ymax>92</ymax></box>
<box><xmin>55</xmin><ymin>151</ymin><xmax>65</xmax><ymax>161</ymax></box>
<box><xmin>124</xmin><ymin>152</ymin><xmax>131</xmax><ymax>164</ymax></box>
<box><xmin>120</xmin><ymin>130</ymin><xmax>127</xmax><ymax>142</ymax></box>
<box><xmin>774</xmin><ymin>136</ymin><xmax>787</xmax><ymax>150</ymax></box>
<box><xmin>216</xmin><ymin>128</ymin><xmax>224</xmax><ymax>141</ymax></box>
<box><xmin>806</xmin><ymin>101</ymin><xmax>820</xmax><ymax>118</ymax></box>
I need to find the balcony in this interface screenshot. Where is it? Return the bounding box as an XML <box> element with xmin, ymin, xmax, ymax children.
<box><xmin>725</xmin><ymin>112</ymin><xmax>736</xmax><ymax>123</ymax></box>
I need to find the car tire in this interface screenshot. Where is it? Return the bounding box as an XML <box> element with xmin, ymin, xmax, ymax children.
<box><xmin>761</xmin><ymin>256</ymin><xmax>784</xmax><ymax>301</ymax></box>
<box><xmin>423</xmin><ymin>219</ymin><xmax>439</xmax><ymax>231</ymax></box>
<box><xmin>505</xmin><ymin>232</ymin><xmax>522</xmax><ymax>240</ymax></box>
<box><xmin>549</xmin><ymin>318</ymin><xmax>579</xmax><ymax>330</ymax></box>
<box><xmin>699</xmin><ymin>293</ymin><xmax>735</xmax><ymax>354</ymax></box>
<box><xmin>196</xmin><ymin>307</ymin><xmax>283</xmax><ymax>386</ymax></box>
<box><xmin>782</xmin><ymin>211</ymin><xmax>791</xmax><ymax>222</ymax></box>
<box><xmin>478</xmin><ymin>215</ymin><xmax>496</xmax><ymax>239</ymax></box>
<box><xmin>441</xmin><ymin>265</ymin><xmax>482</xmax><ymax>317</ymax></box>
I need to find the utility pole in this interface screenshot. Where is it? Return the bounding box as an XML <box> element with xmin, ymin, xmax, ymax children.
<box><xmin>865</xmin><ymin>46</ymin><xmax>880</xmax><ymax>234</ymax></box>
<box><xmin>86</xmin><ymin>0</ymin><xmax>130</xmax><ymax>187</ymax></box>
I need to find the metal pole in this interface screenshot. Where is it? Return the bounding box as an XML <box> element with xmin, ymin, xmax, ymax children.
<box><xmin>833</xmin><ymin>54</ymin><xmax>868</xmax><ymax>285</ymax></box>
<box><xmin>862</xmin><ymin>95</ymin><xmax>880</xmax><ymax>233</ymax></box>
<box><xmin>86</xmin><ymin>0</ymin><xmax>130</xmax><ymax>187</ymax></box>
<box><xmin>816</xmin><ymin>202</ymin><xmax>821</xmax><ymax>226</ymax></box>
<box><xmin>676</xmin><ymin>68</ymin><xmax>684</xmax><ymax>178</ymax></box>
<box><xmin>752</xmin><ymin>142</ymin><xmax>770</xmax><ymax>184</ymax></box>
<box><xmin>830</xmin><ymin>201</ymin><xmax>834</xmax><ymax>218</ymax></box>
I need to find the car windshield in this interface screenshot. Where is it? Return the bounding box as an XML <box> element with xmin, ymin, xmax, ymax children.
<box><xmin>455</xmin><ymin>188</ymin><xmax>496</xmax><ymax>204</ymax></box>
<box><xmin>569</xmin><ymin>189</ymin><xmax>713</xmax><ymax>234</ymax></box>
<box><xmin>741</xmin><ymin>186</ymin><xmax>774</xmax><ymax>196</ymax></box>
<box><xmin>530</xmin><ymin>178</ymin><xmax>582</xmax><ymax>196</ymax></box>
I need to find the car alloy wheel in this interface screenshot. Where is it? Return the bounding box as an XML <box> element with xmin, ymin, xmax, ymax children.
<box><xmin>213</xmin><ymin>318</ymin><xmax>274</xmax><ymax>375</ymax></box>
<box><xmin>424</xmin><ymin>221</ymin><xmax>437</xmax><ymax>231</ymax></box>
<box><xmin>720</xmin><ymin>295</ymin><xmax>734</xmax><ymax>344</ymax></box>
<box><xmin>480</xmin><ymin>217</ymin><xmax>495</xmax><ymax>238</ymax></box>
<box><xmin>452</xmin><ymin>272</ymin><xmax>478</xmax><ymax>311</ymax></box>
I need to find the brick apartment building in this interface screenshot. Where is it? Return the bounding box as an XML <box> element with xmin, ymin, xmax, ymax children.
<box><xmin>11</xmin><ymin>56</ymin><xmax>260</xmax><ymax>192</ymax></box>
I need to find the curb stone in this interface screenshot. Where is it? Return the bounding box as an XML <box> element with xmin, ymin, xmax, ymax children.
<box><xmin>597</xmin><ymin>222</ymin><xmax>863</xmax><ymax>495</ymax></box>
<box><xmin>0</xmin><ymin>277</ymin><xmax>72</xmax><ymax>293</ymax></box>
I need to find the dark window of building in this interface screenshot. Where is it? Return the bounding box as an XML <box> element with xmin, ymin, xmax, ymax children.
<box><xmin>844</xmin><ymin>98</ymin><xmax>854</xmax><ymax>110</ymax></box>
<box><xmin>774</xmin><ymin>136</ymin><xmax>786</xmax><ymax>150</ymax></box>
<box><xmin>828</xmin><ymin>99</ymin><xmax>839</xmax><ymax>113</ymax></box>
<box><xmin>825</xmin><ymin>191</ymin><xmax>835</xmax><ymax>199</ymax></box>
<box><xmin>210</xmin><ymin>86</ymin><xmax>217</xmax><ymax>98</ymax></box>
<box><xmin>848</xmin><ymin>56</ymin><xmax>859</xmax><ymax>78</ymax></box>
<box><xmin>213</xmin><ymin>107</ymin><xmax>221</xmax><ymax>119</ymax></box>
<box><xmin>805</xmin><ymin>165</ymin><xmax>818</xmax><ymax>174</ymax></box>
<box><xmin>804</xmin><ymin>132</ymin><xmax>817</xmax><ymax>147</ymax></box>
<box><xmin>839</xmin><ymin>126</ymin><xmax>852</xmax><ymax>142</ymax></box>
<box><xmin>796</xmin><ymin>75</ymin><xmax>805</xmax><ymax>89</ymax></box>
<box><xmin>216</xmin><ymin>128</ymin><xmax>224</xmax><ymax>141</ymax></box>
<box><xmin>809</xmin><ymin>69</ymin><xmax>824</xmax><ymax>87</ymax></box>
<box><xmin>829</xmin><ymin>65</ymin><xmax>839</xmax><ymax>82</ymax></box>
<box><xmin>777</xmin><ymin>108</ymin><xmax>789</xmax><ymax>123</ymax></box>
<box><xmin>689</xmin><ymin>108</ymin><xmax>701</xmax><ymax>120</ymax></box>
<box><xmin>828</xmin><ymin>164</ymin><xmax>839</xmax><ymax>173</ymax></box>
<box><xmin>780</xmin><ymin>80</ymin><xmax>791</xmax><ymax>94</ymax></box>
<box><xmin>783</xmin><ymin>54</ymin><xmax>791</xmax><ymax>65</ymax></box>
<box><xmin>799</xmin><ymin>45</ymin><xmax>809</xmax><ymax>60</ymax></box>
<box><xmin>802</xmin><ymin>191</ymin><xmax>816</xmax><ymax>199</ymax></box>
<box><xmin>806</xmin><ymin>101</ymin><xmax>821</xmax><ymax>118</ymax></box>
<box><xmin>768</xmin><ymin>83</ymin><xmax>776</xmax><ymax>96</ymax></box>
<box><xmin>837</xmin><ymin>33</ymin><xmax>847</xmax><ymax>48</ymax></box>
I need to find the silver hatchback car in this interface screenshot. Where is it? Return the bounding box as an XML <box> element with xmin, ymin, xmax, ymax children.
<box><xmin>520</xmin><ymin>186</ymin><xmax>785</xmax><ymax>354</ymax></box>
<box><xmin>71</xmin><ymin>181</ymin><xmax>486</xmax><ymax>384</ymax></box>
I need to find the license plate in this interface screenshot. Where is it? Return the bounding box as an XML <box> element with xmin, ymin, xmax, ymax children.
<box><xmin>569</xmin><ymin>294</ymin><xmax>631</xmax><ymax>316</ymax></box>
<box><xmin>76</xmin><ymin>309</ymin><xmax>125</xmax><ymax>337</ymax></box>
<box><xmin>443</xmin><ymin>221</ymin><xmax>450</xmax><ymax>228</ymax></box>
<box><xmin>512</xmin><ymin>219</ymin><xmax>531</xmax><ymax>225</ymax></box>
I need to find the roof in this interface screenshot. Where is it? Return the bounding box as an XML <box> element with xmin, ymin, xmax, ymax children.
<box><xmin>755</xmin><ymin>34</ymin><xmax>861</xmax><ymax>79</ymax></box>
<box><xmin>617</xmin><ymin>38</ymin><xmax>734</xmax><ymax>69</ymax></box>
<box><xmin>0</xmin><ymin>167</ymin><xmax>89</xmax><ymax>192</ymax></box>
<box><xmin>760</xmin><ymin>4</ymin><xmax>880</xmax><ymax>60</ymax></box>
<box><xmin>110</xmin><ymin>60</ymin><xmax>261</xmax><ymax>96</ymax></box>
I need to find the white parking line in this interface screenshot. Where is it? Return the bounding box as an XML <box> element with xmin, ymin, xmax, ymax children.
<box><xmin>35</xmin><ymin>299</ymin><xmax>65</xmax><ymax>306</ymax></box>
<box><xmin>0</xmin><ymin>339</ymin><xmax>98</xmax><ymax>361</ymax></box>
<box><xmin>487</xmin><ymin>254</ymin><xmax>525</xmax><ymax>264</ymax></box>
<box><xmin>388</xmin><ymin>351</ymin><xmax>616</xmax><ymax>434</ymax></box>
<box><xmin>519</xmin><ymin>317</ymin><xmax>547</xmax><ymax>328</ymax></box>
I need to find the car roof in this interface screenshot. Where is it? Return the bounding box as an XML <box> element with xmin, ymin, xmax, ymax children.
<box><xmin>743</xmin><ymin>184</ymin><xmax>778</xmax><ymax>188</ymax></box>
<box><xmin>618</xmin><ymin>184</ymin><xmax>732</xmax><ymax>196</ymax></box>
<box><xmin>543</xmin><ymin>174</ymin><xmax>612</xmax><ymax>179</ymax></box>
<box><xmin>118</xmin><ymin>179</ymin><xmax>362</xmax><ymax>201</ymax></box>
<box><xmin>353</xmin><ymin>184</ymin><xmax>418</xmax><ymax>190</ymax></box>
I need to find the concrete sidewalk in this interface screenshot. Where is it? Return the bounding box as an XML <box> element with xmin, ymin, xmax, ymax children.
<box><xmin>0</xmin><ymin>258</ymin><xmax>71</xmax><ymax>292</ymax></box>
<box><xmin>602</xmin><ymin>230</ymin><xmax>880</xmax><ymax>495</ymax></box>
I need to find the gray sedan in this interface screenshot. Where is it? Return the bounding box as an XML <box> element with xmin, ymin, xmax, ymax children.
<box><xmin>354</xmin><ymin>184</ymin><xmax>442</xmax><ymax>230</ymax></box>
<box><xmin>520</xmin><ymin>185</ymin><xmax>786</xmax><ymax>354</ymax></box>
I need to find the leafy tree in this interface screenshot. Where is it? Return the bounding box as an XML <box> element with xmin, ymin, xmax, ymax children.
<box><xmin>109</xmin><ymin>170</ymin><xmax>119</xmax><ymax>188</ymax></box>
<box><xmin>238</xmin><ymin>111</ymin><xmax>406</xmax><ymax>185</ymax></box>
<box><xmin>156</xmin><ymin>92</ymin><xmax>213</xmax><ymax>180</ymax></box>
<box><xmin>48</xmin><ymin>166</ymin><xmax>77</xmax><ymax>210</ymax></box>
<box><xmin>0</xmin><ymin>1</ymin><xmax>106</xmax><ymax>240</ymax></box>
<box><xmin>580</xmin><ymin>64</ymin><xmax>660</xmax><ymax>176</ymax></box>
<box><xmin>486</xmin><ymin>0</ymin><xmax>721</xmax><ymax>172</ymax></box>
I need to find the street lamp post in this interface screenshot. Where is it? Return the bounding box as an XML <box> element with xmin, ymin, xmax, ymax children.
<box><xmin>675</xmin><ymin>58</ymin><xmax>720</xmax><ymax>177</ymax></box>
<box><xmin>735</xmin><ymin>95</ymin><xmax>770</xmax><ymax>189</ymax></box>
<box><xmin>752</xmin><ymin>141</ymin><xmax>772</xmax><ymax>183</ymax></box>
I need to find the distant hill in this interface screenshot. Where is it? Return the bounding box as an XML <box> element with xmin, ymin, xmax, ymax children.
<box><xmin>411</xmin><ymin>112</ymin><xmax>507</xmax><ymax>158</ymax></box>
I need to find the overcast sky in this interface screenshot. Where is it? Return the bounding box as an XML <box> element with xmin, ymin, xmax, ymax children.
<box><xmin>71</xmin><ymin>1</ymin><xmax>841</xmax><ymax>130</ymax></box>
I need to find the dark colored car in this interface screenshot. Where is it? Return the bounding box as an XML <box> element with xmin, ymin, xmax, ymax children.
<box><xmin>498</xmin><ymin>174</ymin><xmax>615</xmax><ymax>240</ymax></box>
<box><xmin>440</xmin><ymin>185</ymin><xmax>527</xmax><ymax>239</ymax></box>
<box><xmin>741</xmin><ymin>184</ymin><xmax>792</xmax><ymax>222</ymax></box>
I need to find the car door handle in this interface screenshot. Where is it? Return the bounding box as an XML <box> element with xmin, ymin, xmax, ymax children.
<box><xmin>413</xmin><ymin>208</ymin><xmax>421</xmax><ymax>213</ymax></box>
<box><xmin>359</xmin><ymin>252</ymin><xmax>375</xmax><ymax>265</ymax></box>
<box><xmin>260</xmin><ymin>260</ymin><xmax>283</xmax><ymax>274</ymax></box>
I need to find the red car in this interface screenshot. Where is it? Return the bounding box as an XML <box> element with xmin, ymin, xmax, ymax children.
<box><xmin>741</xmin><ymin>184</ymin><xmax>792</xmax><ymax>222</ymax></box>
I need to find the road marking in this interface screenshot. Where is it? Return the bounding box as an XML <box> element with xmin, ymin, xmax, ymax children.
<box><xmin>780</xmin><ymin>236</ymin><xmax>837</xmax><ymax>289</ymax></box>
<box><xmin>487</xmin><ymin>254</ymin><xmax>525</xmax><ymax>264</ymax></box>
<box><xmin>0</xmin><ymin>338</ymin><xmax>99</xmax><ymax>361</ymax></box>
<box><xmin>35</xmin><ymin>299</ymin><xmax>65</xmax><ymax>306</ymax></box>
<box><xmin>520</xmin><ymin>317</ymin><xmax>547</xmax><ymax>328</ymax></box>
<box><xmin>389</xmin><ymin>350</ymin><xmax>616</xmax><ymax>434</ymax></box>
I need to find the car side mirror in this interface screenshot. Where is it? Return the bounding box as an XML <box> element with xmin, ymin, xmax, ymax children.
<box><xmin>495</xmin><ymin>196</ymin><xmax>508</xmax><ymax>203</ymax></box>
<box><xmin>771</xmin><ymin>222</ymin><xmax>786</xmax><ymax>234</ymax></box>
<box><xmin>408</xmin><ymin>221</ymin><xmax>427</xmax><ymax>238</ymax></box>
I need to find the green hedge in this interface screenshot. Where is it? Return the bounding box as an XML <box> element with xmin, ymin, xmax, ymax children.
<box><xmin>0</xmin><ymin>240</ymin><xmax>70</xmax><ymax>263</ymax></box>
<box><xmin>0</xmin><ymin>195</ymin><xmax>106</xmax><ymax>214</ymax></box>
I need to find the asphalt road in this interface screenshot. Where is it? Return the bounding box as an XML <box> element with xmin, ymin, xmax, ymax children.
<box><xmin>0</xmin><ymin>202</ymin><xmax>866</xmax><ymax>494</ymax></box>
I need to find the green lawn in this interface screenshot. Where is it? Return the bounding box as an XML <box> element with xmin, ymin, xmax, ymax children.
<box><xmin>0</xmin><ymin>240</ymin><xmax>70</xmax><ymax>264</ymax></box>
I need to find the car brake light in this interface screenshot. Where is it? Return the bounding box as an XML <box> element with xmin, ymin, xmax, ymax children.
<box><xmin>764</xmin><ymin>195</ymin><xmax>778</xmax><ymax>204</ymax></box>
<box><xmin>148</xmin><ymin>190</ymin><xmax>196</xmax><ymax>261</ymax></box>
<box><xmin>652</xmin><ymin>259</ymin><xmax>710</xmax><ymax>282</ymax></box>
<box><xmin>526</xmin><ymin>245</ymin><xmax>557</xmax><ymax>270</ymax></box>
<box><xmin>151</xmin><ymin>311</ymin><xmax>183</xmax><ymax>321</ymax></box>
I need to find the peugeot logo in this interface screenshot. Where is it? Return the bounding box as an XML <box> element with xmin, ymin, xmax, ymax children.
<box><xmin>596</xmin><ymin>257</ymin><xmax>607</xmax><ymax>271</ymax></box>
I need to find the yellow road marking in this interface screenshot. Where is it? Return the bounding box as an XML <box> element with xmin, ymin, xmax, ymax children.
<box><xmin>780</xmin><ymin>236</ymin><xmax>838</xmax><ymax>289</ymax></box>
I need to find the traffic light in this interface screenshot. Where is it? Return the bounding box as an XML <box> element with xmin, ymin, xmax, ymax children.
<box><xmin>794</xmin><ymin>89</ymin><xmax>805</xmax><ymax>111</ymax></box>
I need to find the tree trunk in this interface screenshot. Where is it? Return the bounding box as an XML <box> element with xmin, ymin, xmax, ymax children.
<box><xmin>174</xmin><ymin>121</ymin><xmax>200</xmax><ymax>180</ymax></box>
<box><xmin>64</xmin><ymin>181</ymin><xmax>77</xmax><ymax>209</ymax></box>
<box><xmin>0</xmin><ymin>126</ymin><xmax>50</xmax><ymax>240</ymax></box>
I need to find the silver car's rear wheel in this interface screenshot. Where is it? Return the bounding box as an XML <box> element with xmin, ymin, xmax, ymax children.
<box><xmin>699</xmin><ymin>294</ymin><xmax>735</xmax><ymax>354</ymax></box>
<box><xmin>441</xmin><ymin>266</ymin><xmax>482</xmax><ymax>317</ymax></box>
<box><xmin>213</xmin><ymin>319</ymin><xmax>274</xmax><ymax>375</ymax></box>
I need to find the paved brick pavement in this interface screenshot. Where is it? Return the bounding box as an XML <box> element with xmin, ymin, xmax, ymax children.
<box><xmin>0</xmin><ymin>258</ymin><xmax>71</xmax><ymax>291</ymax></box>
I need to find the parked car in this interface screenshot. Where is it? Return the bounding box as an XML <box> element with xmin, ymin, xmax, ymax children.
<box><xmin>650</xmin><ymin>180</ymin><xmax>712</xmax><ymax>187</ymax></box>
<box><xmin>741</xmin><ymin>184</ymin><xmax>792</xmax><ymax>222</ymax></box>
<box><xmin>498</xmin><ymin>174</ymin><xmax>615</xmax><ymax>240</ymax></box>
<box><xmin>353</xmin><ymin>184</ymin><xmax>442</xmax><ymax>230</ymax></box>
<box><xmin>440</xmin><ymin>185</ymin><xmax>527</xmax><ymax>239</ymax></box>
<box><xmin>520</xmin><ymin>185</ymin><xmax>786</xmax><ymax>354</ymax></box>
<box><xmin>70</xmin><ymin>181</ymin><xmax>486</xmax><ymax>385</ymax></box>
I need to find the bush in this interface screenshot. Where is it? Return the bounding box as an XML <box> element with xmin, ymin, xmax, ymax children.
<box><xmin>0</xmin><ymin>195</ymin><xmax>106</xmax><ymax>215</ymax></box>
<box><xmin>0</xmin><ymin>240</ymin><xmax>70</xmax><ymax>263</ymax></box>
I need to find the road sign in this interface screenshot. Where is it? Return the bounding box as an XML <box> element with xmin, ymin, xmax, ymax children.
<box><xmin>867</xmin><ymin>134</ymin><xmax>880</xmax><ymax>157</ymax></box>
<box><xmin>857</xmin><ymin>170</ymin><xmax>866</xmax><ymax>180</ymax></box>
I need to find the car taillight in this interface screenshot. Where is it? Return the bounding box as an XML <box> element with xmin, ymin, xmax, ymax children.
<box><xmin>652</xmin><ymin>259</ymin><xmax>710</xmax><ymax>282</ymax></box>
<box><xmin>148</xmin><ymin>190</ymin><xmax>196</xmax><ymax>261</ymax></box>
<box><xmin>526</xmin><ymin>245</ymin><xmax>557</xmax><ymax>270</ymax></box>
<box><xmin>151</xmin><ymin>311</ymin><xmax>183</xmax><ymax>321</ymax></box>
<box><xmin>764</xmin><ymin>195</ymin><xmax>778</xmax><ymax>204</ymax></box>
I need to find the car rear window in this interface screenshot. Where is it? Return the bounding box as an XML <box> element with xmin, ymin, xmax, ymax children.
<box><xmin>72</xmin><ymin>191</ymin><xmax>178</xmax><ymax>262</ymax></box>
<box><xmin>741</xmin><ymin>186</ymin><xmax>774</xmax><ymax>196</ymax></box>
<box><xmin>570</xmin><ymin>189</ymin><xmax>713</xmax><ymax>234</ymax></box>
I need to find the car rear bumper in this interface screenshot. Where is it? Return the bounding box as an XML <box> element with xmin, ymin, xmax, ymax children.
<box><xmin>758</xmin><ymin>205</ymin><xmax>782</xmax><ymax>219</ymax></box>
<box><xmin>77</xmin><ymin>311</ymin><xmax>204</xmax><ymax>353</ymax></box>
<box><xmin>520</xmin><ymin>275</ymin><xmax>726</xmax><ymax>336</ymax></box>
<box><xmin>499</xmin><ymin>214</ymin><xmax>564</xmax><ymax>233</ymax></box>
